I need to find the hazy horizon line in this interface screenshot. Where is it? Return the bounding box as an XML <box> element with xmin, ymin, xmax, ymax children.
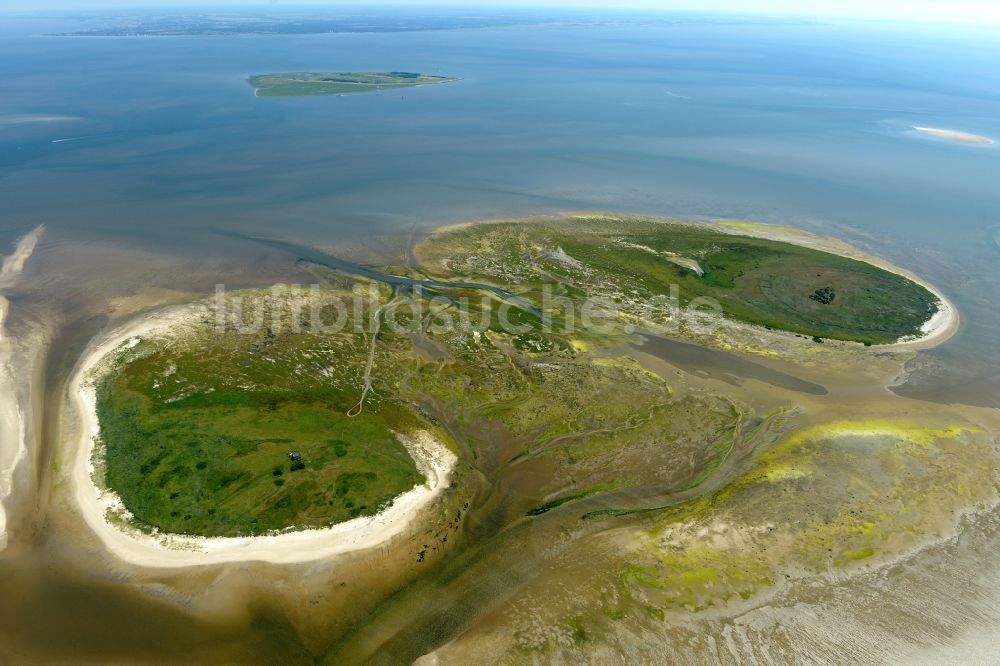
<box><xmin>2</xmin><ymin>1</ymin><xmax>1000</xmax><ymax>29</ymax></box>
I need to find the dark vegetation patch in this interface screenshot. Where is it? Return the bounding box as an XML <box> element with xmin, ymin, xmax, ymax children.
<box><xmin>809</xmin><ymin>286</ymin><xmax>836</xmax><ymax>305</ymax></box>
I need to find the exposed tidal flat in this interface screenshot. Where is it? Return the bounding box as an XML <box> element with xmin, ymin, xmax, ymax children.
<box><xmin>36</xmin><ymin>214</ymin><xmax>1000</xmax><ymax>664</ymax></box>
<box><xmin>0</xmin><ymin>225</ymin><xmax>44</xmax><ymax>550</ymax></box>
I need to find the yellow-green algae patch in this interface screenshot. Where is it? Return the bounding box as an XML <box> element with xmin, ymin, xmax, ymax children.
<box><xmin>614</xmin><ymin>418</ymin><xmax>999</xmax><ymax>616</ymax></box>
<box><xmin>741</xmin><ymin>420</ymin><xmax>982</xmax><ymax>484</ymax></box>
<box><xmin>622</xmin><ymin>546</ymin><xmax>772</xmax><ymax>612</ymax></box>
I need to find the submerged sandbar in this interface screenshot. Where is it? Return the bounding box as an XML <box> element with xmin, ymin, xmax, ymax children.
<box><xmin>912</xmin><ymin>126</ymin><xmax>994</xmax><ymax>145</ymax></box>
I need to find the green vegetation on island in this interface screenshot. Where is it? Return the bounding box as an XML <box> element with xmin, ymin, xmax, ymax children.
<box><xmin>95</xmin><ymin>296</ymin><xmax>427</xmax><ymax>538</ymax></box>
<box><xmin>248</xmin><ymin>71</ymin><xmax>458</xmax><ymax>97</ymax></box>
<box><xmin>93</xmin><ymin>215</ymin><xmax>944</xmax><ymax>541</ymax></box>
<box><xmin>416</xmin><ymin>215</ymin><xmax>940</xmax><ymax>345</ymax></box>
<box><xmin>95</xmin><ymin>281</ymin><xmax>740</xmax><ymax>539</ymax></box>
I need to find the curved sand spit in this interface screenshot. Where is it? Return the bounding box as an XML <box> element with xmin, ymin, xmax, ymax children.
<box><xmin>0</xmin><ymin>225</ymin><xmax>44</xmax><ymax>550</ymax></box>
<box><xmin>69</xmin><ymin>303</ymin><xmax>456</xmax><ymax>568</ymax></box>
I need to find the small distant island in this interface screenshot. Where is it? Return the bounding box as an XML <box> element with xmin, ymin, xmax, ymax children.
<box><xmin>248</xmin><ymin>72</ymin><xmax>458</xmax><ymax>97</ymax></box>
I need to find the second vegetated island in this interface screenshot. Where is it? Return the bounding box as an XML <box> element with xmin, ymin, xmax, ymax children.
<box><xmin>248</xmin><ymin>71</ymin><xmax>459</xmax><ymax>97</ymax></box>
<box><xmin>419</xmin><ymin>216</ymin><xmax>942</xmax><ymax>345</ymax></box>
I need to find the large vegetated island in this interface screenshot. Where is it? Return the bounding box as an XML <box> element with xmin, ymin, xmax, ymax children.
<box><xmin>96</xmin><ymin>313</ymin><xmax>427</xmax><ymax>537</ymax></box>
<box><xmin>92</xmin><ymin>215</ymin><xmax>945</xmax><ymax>542</ymax></box>
<box><xmin>418</xmin><ymin>215</ymin><xmax>941</xmax><ymax>345</ymax></box>
<box><xmin>248</xmin><ymin>71</ymin><xmax>458</xmax><ymax>97</ymax></box>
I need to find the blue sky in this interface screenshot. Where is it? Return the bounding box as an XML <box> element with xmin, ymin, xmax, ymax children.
<box><xmin>6</xmin><ymin>0</ymin><xmax>1000</xmax><ymax>26</ymax></box>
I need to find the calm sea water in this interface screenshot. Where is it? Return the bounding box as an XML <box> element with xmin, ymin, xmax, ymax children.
<box><xmin>2</xmin><ymin>13</ymin><xmax>999</xmax><ymax>393</ymax></box>
<box><xmin>3</xmin><ymin>13</ymin><xmax>999</xmax><ymax>405</ymax></box>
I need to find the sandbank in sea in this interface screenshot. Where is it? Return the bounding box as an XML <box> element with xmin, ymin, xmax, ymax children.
<box><xmin>0</xmin><ymin>225</ymin><xmax>44</xmax><ymax>550</ymax></box>
<box><xmin>912</xmin><ymin>126</ymin><xmax>994</xmax><ymax>145</ymax></box>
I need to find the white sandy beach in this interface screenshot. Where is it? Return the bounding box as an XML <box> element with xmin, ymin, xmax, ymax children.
<box><xmin>68</xmin><ymin>302</ymin><xmax>457</xmax><ymax>568</ymax></box>
<box><xmin>710</xmin><ymin>219</ymin><xmax>960</xmax><ymax>351</ymax></box>
<box><xmin>0</xmin><ymin>225</ymin><xmax>44</xmax><ymax>550</ymax></box>
<box><xmin>912</xmin><ymin>126</ymin><xmax>994</xmax><ymax>145</ymax></box>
